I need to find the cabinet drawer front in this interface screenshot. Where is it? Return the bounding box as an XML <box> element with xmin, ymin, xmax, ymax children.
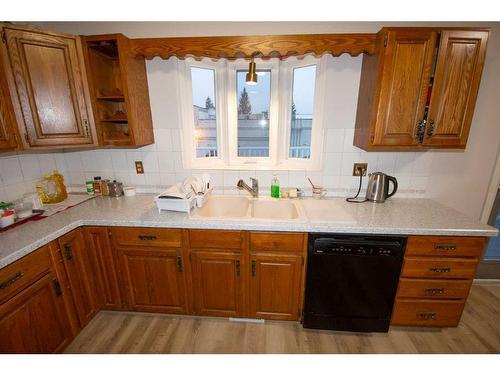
<box><xmin>391</xmin><ymin>299</ymin><xmax>464</xmax><ymax>327</ymax></box>
<box><xmin>401</xmin><ymin>257</ymin><xmax>478</xmax><ymax>279</ymax></box>
<box><xmin>406</xmin><ymin>236</ymin><xmax>486</xmax><ymax>257</ymax></box>
<box><xmin>397</xmin><ymin>278</ymin><xmax>472</xmax><ymax>299</ymax></box>
<box><xmin>0</xmin><ymin>246</ymin><xmax>51</xmax><ymax>303</ymax></box>
<box><xmin>189</xmin><ymin>229</ymin><xmax>243</xmax><ymax>250</ymax></box>
<box><xmin>112</xmin><ymin>227</ymin><xmax>182</xmax><ymax>248</ymax></box>
<box><xmin>250</xmin><ymin>232</ymin><xmax>305</xmax><ymax>253</ymax></box>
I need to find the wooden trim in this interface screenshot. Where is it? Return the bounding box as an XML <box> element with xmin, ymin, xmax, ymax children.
<box><xmin>129</xmin><ymin>33</ymin><xmax>377</xmax><ymax>60</ymax></box>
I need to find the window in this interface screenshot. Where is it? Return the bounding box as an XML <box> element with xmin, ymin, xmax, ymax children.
<box><xmin>178</xmin><ymin>56</ymin><xmax>325</xmax><ymax>170</ymax></box>
<box><xmin>236</xmin><ymin>70</ymin><xmax>271</xmax><ymax>157</ymax></box>
<box><xmin>289</xmin><ymin>65</ymin><xmax>316</xmax><ymax>159</ymax></box>
<box><xmin>190</xmin><ymin>67</ymin><xmax>217</xmax><ymax>158</ymax></box>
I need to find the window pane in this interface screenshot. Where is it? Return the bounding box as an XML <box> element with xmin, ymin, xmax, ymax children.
<box><xmin>236</xmin><ymin>70</ymin><xmax>271</xmax><ymax>157</ymax></box>
<box><xmin>289</xmin><ymin>65</ymin><xmax>316</xmax><ymax>159</ymax></box>
<box><xmin>191</xmin><ymin>67</ymin><xmax>217</xmax><ymax>158</ymax></box>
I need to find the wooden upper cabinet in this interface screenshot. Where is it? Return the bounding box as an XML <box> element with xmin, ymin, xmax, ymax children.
<box><xmin>82</xmin><ymin>34</ymin><xmax>154</xmax><ymax>147</ymax></box>
<box><xmin>0</xmin><ymin>49</ymin><xmax>19</xmax><ymax>151</ymax></box>
<box><xmin>0</xmin><ymin>24</ymin><xmax>97</xmax><ymax>148</ymax></box>
<box><xmin>354</xmin><ymin>28</ymin><xmax>489</xmax><ymax>151</ymax></box>
<box><xmin>372</xmin><ymin>30</ymin><xmax>436</xmax><ymax>147</ymax></box>
<box><xmin>423</xmin><ymin>30</ymin><xmax>489</xmax><ymax>148</ymax></box>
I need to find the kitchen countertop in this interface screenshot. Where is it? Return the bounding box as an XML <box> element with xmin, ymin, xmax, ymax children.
<box><xmin>0</xmin><ymin>194</ymin><xmax>497</xmax><ymax>269</ymax></box>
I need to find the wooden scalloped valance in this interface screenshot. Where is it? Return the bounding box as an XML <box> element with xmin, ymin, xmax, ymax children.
<box><xmin>129</xmin><ymin>33</ymin><xmax>377</xmax><ymax>60</ymax></box>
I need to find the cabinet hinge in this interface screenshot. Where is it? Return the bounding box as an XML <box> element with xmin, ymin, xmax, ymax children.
<box><xmin>370</xmin><ymin>134</ymin><xmax>375</xmax><ymax>144</ymax></box>
<box><xmin>1</xmin><ymin>30</ymin><xmax>6</xmax><ymax>44</ymax></box>
<box><xmin>24</xmin><ymin>133</ymin><xmax>30</xmax><ymax>143</ymax></box>
<box><xmin>383</xmin><ymin>33</ymin><xmax>388</xmax><ymax>47</ymax></box>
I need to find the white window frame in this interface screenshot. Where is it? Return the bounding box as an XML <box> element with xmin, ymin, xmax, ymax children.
<box><xmin>227</xmin><ymin>59</ymin><xmax>280</xmax><ymax>169</ymax></box>
<box><xmin>178</xmin><ymin>58</ymin><xmax>228</xmax><ymax>169</ymax></box>
<box><xmin>177</xmin><ymin>56</ymin><xmax>326</xmax><ymax>171</ymax></box>
<box><xmin>277</xmin><ymin>56</ymin><xmax>326</xmax><ymax>170</ymax></box>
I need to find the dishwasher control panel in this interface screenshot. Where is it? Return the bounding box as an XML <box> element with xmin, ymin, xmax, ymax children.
<box><xmin>313</xmin><ymin>237</ymin><xmax>404</xmax><ymax>257</ymax></box>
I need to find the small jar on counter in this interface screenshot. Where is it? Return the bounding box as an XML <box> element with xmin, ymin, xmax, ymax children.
<box><xmin>86</xmin><ymin>180</ymin><xmax>95</xmax><ymax>195</ymax></box>
<box><xmin>93</xmin><ymin>176</ymin><xmax>102</xmax><ymax>195</ymax></box>
<box><xmin>101</xmin><ymin>179</ymin><xmax>111</xmax><ymax>196</ymax></box>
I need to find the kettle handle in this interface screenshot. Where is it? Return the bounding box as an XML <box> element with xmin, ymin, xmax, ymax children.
<box><xmin>386</xmin><ymin>175</ymin><xmax>398</xmax><ymax>198</ymax></box>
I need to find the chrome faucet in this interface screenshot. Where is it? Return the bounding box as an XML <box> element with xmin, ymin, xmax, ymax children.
<box><xmin>237</xmin><ymin>178</ymin><xmax>259</xmax><ymax>198</ymax></box>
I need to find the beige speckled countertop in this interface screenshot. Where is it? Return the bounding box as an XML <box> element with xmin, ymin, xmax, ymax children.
<box><xmin>0</xmin><ymin>194</ymin><xmax>497</xmax><ymax>269</ymax></box>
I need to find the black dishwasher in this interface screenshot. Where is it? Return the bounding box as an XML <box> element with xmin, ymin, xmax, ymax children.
<box><xmin>303</xmin><ymin>233</ymin><xmax>406</xmax><ymax>332</ymax></box>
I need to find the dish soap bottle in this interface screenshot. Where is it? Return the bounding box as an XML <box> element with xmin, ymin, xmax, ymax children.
<box><xmin>271</xmin><ymin>174</ymin><xmax>280</xmax><ymax>198</ymax></box>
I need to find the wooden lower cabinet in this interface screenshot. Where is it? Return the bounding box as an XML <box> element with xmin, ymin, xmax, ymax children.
<box><xmin>249</xmin><ymin>253</ymin><xmax>302</xmax><ymax>320</ymax></box>
<box><xmin>0</xmin><ymin>273</ymin><xmax>72</xmax><ymax>353</ymax></box>
<box><xmin>83</xmin><ymin>227</ymin><xmax>121</xmax><ymax>310</ymax></box>
<box><xmin>117</xmin><ymin>247</ymin><xmax>188</xmax><ymax>314</ymax></box>
<box><xmin>391</xmin><ymin>234</ymin><xmax>485</xmax><ymax>327</ymax></box>
<box><xmin>190</xmin><ymin>251</ymin><xmax>245</xmax><ymax>317</ymax></box>
<box><xmin>58</xmin><ymin>229</ymin><xmax>99</xmax><ymax>327</ymax></box>
<box><xmin>391</xmin><ymin>299</ymin><xmax>465</xmax><ymax>327</ymax></box>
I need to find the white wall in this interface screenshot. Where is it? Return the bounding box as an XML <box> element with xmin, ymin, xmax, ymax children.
<box><xmin>0</xmin><ymin>54</ymin><xmax>434</xmax><ymax>200</ymax></box>
<box><xmin>0</xmin><ymin>22</ymin><xmax>498</xmax><ymax>221</ymax></box>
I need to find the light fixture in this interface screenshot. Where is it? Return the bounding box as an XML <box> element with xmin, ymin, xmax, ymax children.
<box><xmin>245</xmin><ymin>56</ymin><xmax>258</xmax><ymax>85</ymax></box>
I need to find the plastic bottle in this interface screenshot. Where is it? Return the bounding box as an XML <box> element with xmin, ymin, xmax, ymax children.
<box><xmin>271</xmin><ymin>174</ymin><xmax>280</xmax><ymax>198</ymax></box>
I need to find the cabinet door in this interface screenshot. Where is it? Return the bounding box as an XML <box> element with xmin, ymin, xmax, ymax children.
<box><xmin>58</xmin><ymin>229</ymin><xmax>98</xmax><ymax>327</ymax></box>
<box><xmin>0</xmin><ymin>274</ymin><xmax>72</xmax><ymax>353</ymax></box>
<box><xmin>424</xmin><ymin>30</ymin><xmax>489</xmax><ymax>148</ymax></box>
<box><xmin>118</xmin><ymin>248</ymin><xmax>187</xmax><ymax>314</ymax></box>
<box><xmin>0</xmin><ymin>52</ymin><xmax>18</xmax><ymax>151</ymax></box>
<box><xmin>84</xmin><ymin>227</ymin><xmax>122</xmax><ymax>310</ymax></box>
<box><xmin>373</xmin><ymin>30</ymin><xmax>436</xmax><ymax>147</ymax></box>
<box><xmin>191</xmin><ymin>251</ymin><xmax>244</xmax><ymax>317</ymax></box>
<box><xmin>1</xmin><ymin>25</ymin><xmax>97</xmax><ymax>148</ymax></box>
<box><xmin>249</xmin><ymin>253</ymin><xmax>303</xmax><ymax>321</ymax></box>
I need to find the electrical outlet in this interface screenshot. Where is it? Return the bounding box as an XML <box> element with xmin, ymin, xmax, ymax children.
<box><xmin>352</xmin><ymin>163</ymin><xmax>368</xmax><ymax>176</ymax></box>
<box><xmin>135</xmin><ymin>161</ymin><xmax>144</xmax><ymax>174</ymax></box>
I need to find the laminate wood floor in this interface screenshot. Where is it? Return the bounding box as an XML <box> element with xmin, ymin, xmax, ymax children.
<box><xmin>65</xmin><ymin>282</ymin><xmax>500</xmax><ymax>354</ymax></box>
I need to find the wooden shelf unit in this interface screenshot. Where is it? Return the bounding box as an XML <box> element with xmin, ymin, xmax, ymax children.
<box><xmin>83</xmin><ymin>34</ymin><xmax>154</xmax><ymax>147</ymax></box>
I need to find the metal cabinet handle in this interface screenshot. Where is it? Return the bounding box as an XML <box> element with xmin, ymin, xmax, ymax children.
<box><xmin>83</xmin><ymin>118</ymin><xmax>90</xmax><ymax>137</ymax></box>
<box><xmin>434</xmin><ymin>244</ymin><xmax>456</xmax><ymax>251</ymax></box>
<box><xmin>138</xmin><ymin>235</ymin><xmax>157</xmax><ymax>241</ymax></box>
<box><xmin>429</xmin><ymin>267</ymin><xmax>451</xmax><ymax>273</ymax></box>
<box><xmin>176</xmin><ymin>255</ymin><xmax>183</xmax><ymax>272</ymax></box>
<box><xmin>64</xmin><ymin>243</ymin><xmax>73</xmax><ymax>262</ymax></box>
<box><xmin>0</xmin><ymin>271</ymin><xmax>25</xmax><ymax>289</ymax></box>
<box><xmin>236</xmin><ymin>260</ymin><xmax>240</xmax><ymax>277</ymax></box>
<box><xmin>426</xmin><ymin>120</ymin><xmax>435</xmax><ymax>137</ymax></box>
<box><xmin>416</xmin><ymin>312</ymin><xmax>437</xmax><ymax>320</ymax></box>
<box><xmin>52</xmin><ymin>279</ymin><xmax>62</xmax><ymax>297</ymax></box>
<box><xmin>251</xmin><ymin>260</ymin><xmax>256</xmax><ymax>277</ymax></box>
<box><xmin>416</xmin><ymin>119</ymin><xmax>427</xmax><ymax>143</ymax></box>
<box><xmin>423</xmin><ymin>287</ymin><xmax>445</xmax><ymax>294</ymax></box>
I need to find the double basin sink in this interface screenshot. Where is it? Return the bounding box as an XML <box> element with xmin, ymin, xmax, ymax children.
<box><xmin>190</xmin><ymin>196</ymin><xmax>306</xmax><ymax>221</ymax></box>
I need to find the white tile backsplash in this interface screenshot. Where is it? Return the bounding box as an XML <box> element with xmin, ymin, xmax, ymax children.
<box><xmin>0</xmin><ymin>55</ymin><xmax>433</xmax><ymax>202</ymax></box>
